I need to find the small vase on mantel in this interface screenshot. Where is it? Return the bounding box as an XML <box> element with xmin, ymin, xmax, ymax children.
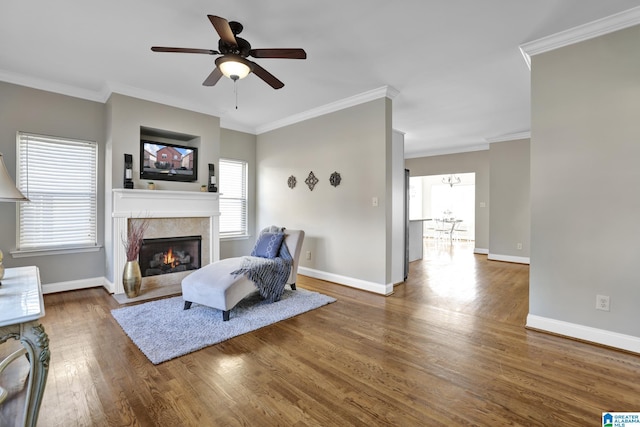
<box><xmin>122</xmin><ymin>260</ymin><xmax>142</xmax><ymax>298</ymax></box>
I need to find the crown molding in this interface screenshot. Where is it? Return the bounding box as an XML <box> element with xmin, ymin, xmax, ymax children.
<box><xmin>0</xmin><ymin>68</ymin><xmax>104</xmax><ymax>102</ymax></box>
<box><xmin>404</xmin><ymin>143</ymin><xmax>489</xmax><ymax>159</ymax></box>
<box><xmin>405</xmin><ymin>131</ymin><xmax>531</xmax><ymax>159</ymax></box>
<box><xmin>519</xmin><ymin>6</ymin><xmax>640</xmax><ymax>69</ymax></box>
<box><xmin>0</xmin><ymin>69</ymin><xmax>402</xmax><ymax>138</ymax></box>
<box><xmin>0</xmin><ymin>68</ymin><xmax>229</xmax><ymax>119</ymax></box>
<box><xmin>485</xmin><ymin>131</ymin><xmax>531</xmax><ymax>143</ymax></box>
<box><xmin>104</xmin><ymin>81</ymin><xmax>225</xmax><ymax>118</ymax></box>
<box><xmin>219</xmin><ymin>120</ymin><xmax>256</xmax><ymax>134</ymax></box>
<box><xmin>256</xmin><ymin>85</ymin><xmax>399</xmax><ymax>135</ymax></box>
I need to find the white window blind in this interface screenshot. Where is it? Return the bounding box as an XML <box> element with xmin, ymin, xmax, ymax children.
<box><xmin>219</xmin><ymin>158</ymin><xmax>248</xmax><ymax>237</ymax></box>
<box><xmin>16</xmin><ymin>132</ymin><xmax>98</xmax><ymax>252</ymax></box>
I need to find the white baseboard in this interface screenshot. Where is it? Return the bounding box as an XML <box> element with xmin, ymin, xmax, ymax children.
<box><xmin>527</xmin><ymin>314</ymin><xmax>640</xmax><ymax>354</ymax></box>
<box><xmin>488</xmin><ymin>253</ymin><xmax>530</xmax><ymax>264</ymax></box>
<box><xmin>102</xmin><ymin>279</ymin><xmax>115</xmax><ymax>294</ymax></box>
<box><xmin>42</xmin><ymin>276</ymin><xmax>106</xmax><ymax>294</ymax></box>
<box><xmin>474</xmin><ymin>247</ymin><xmax>489</xmax><ymax>255</ymax></box>
<box><xmin>298</xmin><ymin>267</ymin><xmax>393</xmax><ymax>295</ymax></box>
<box><xmin>43</xmin><ymin>269</ymin><xmax>396</xmax><ymax>298</ymax></box>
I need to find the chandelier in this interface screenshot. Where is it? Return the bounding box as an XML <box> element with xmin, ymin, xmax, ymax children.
<box><xmin>442</xmin><ymin>174</ymin><xmax>461</xmax><ymax>187</ymax></box>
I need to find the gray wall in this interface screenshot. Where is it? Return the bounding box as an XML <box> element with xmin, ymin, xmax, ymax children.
<box><xmin>405</xmin><ymin>150</ymin><xmax>490</xmax><ymax>252</ymax></box>
<box><xmin>256</xmin><ymin>98</ymin><xmax>394</xmax><ymax>293</ymax></box>
<box><xmin>0</xmin><ymin>82</ymin><xmax>106</xmax><ymax>284</ymax></box>
<box><xmin>489</xmin><ymin>139</ymin><xmax>531</xmax><ymax>260</ymax></box>
<box><xmin>104</xmin><ymin>93</ymin><xmax>220</xmax><ymax>283</ymax></box>
<box><xmin>105</xmin><ymin>93</ymin><xmax>219</xmax><ymax>191</ymax></box>
<box><xmin>219</xmin><ymin>128</ymin><xmax>257</xmax><ymax>258</ymax></box>
<box><xmin>530</xmin><ymin>25</ymin><xmax>640</xmax><ymax>337</ymax></box>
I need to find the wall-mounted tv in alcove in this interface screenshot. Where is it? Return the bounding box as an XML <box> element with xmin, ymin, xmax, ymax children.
<box><xmin>140</xmin><ymin>140</ymin><xmax>198</xmax><ymax>182</ymax></box>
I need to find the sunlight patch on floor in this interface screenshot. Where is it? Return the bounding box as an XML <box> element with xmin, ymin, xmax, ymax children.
<box><xmin>424</xmin><ymin>239</ymin><xmax>478</xmax><ymax>302</ymax></box>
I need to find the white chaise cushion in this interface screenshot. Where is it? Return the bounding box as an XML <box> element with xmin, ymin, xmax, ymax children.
<box><xmin>181</xmin><ymin>257</ymin><xmax>256</xmax><ymax>311</ymax></box>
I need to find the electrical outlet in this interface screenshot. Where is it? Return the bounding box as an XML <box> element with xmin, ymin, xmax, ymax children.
<box><xmin>306</xmin><ymin>251</ymin><xmax>311</xmax><ymax>260</ymax></box>
<box><xmin>596</xmin><ymin>295</ymin><xmax>610</xmax><ymax>311</ymax></box>
<box><xmin>372</xmin><ymin>197</ymin><xmax>379</xmax><ymax>207</ymax></box>
<box><xmin>516</xmin><ymin>243</ymin><xmax>523</xmax><ymax>250</ymax></box>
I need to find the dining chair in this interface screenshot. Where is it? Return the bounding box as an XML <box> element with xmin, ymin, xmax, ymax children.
<box><xmin>453</xmin><ymin>222</ymin><xmax>468</xmax><ymax>241</ymax></box>
<box><xmin>434</xmin><ymin>219</ymin><xmax>449</xmax><ymax>241</ymax></box>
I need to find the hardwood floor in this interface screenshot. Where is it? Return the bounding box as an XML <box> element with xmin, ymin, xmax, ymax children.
<box><xmin>2</xmin><ymin>241</ymin><xmax>640</xmax><ymax>426</ymax></box>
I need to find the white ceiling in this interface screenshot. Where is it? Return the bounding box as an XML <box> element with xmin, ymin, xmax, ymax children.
<box><xmin>2</xmin><ymin>1</ymin><xmax>640</xmax><ymax>157</ymax></box>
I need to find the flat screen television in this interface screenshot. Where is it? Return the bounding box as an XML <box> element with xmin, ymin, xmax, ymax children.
<box><xmin>140</xmin><ymin>140</ymin><xmax>198</xmax><ymax>182</ymax></box>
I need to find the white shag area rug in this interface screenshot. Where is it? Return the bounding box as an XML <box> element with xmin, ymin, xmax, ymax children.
<box><xmin>111</xmin><ymin>288</ymin><xmax>336</xmax><ymax>364</ymax></box>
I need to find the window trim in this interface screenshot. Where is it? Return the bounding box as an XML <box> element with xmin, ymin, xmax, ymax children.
<box><xmin>14</xmin><ymin>131</ymin><xmax>99</xmax><ymax>256</ymax></box>
<box><xmin>218</xmin><ymin>158</ymin><xmax>248</xmax><ymax>239</ymax></box>
<box><xmin>10</xmin><ymin>245</ymin><xmax>102</xmax><ymax>258</ymax></box>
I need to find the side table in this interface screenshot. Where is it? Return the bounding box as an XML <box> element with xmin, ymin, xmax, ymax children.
<box><xmin>0</xmin><ymin>266</ymin><xmax>50</xmax><ymax>427</ymax></box>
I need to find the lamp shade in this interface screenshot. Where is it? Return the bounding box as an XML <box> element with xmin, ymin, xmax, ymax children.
<box><xmin>216</xmin><ymin>55</ymin><xmax>252</xmax><ymax>80</ymax></box>
<box><xmin>0</xmin><ymin>152</ymin><xmax>28</xmax><ymax>202</ymax></box>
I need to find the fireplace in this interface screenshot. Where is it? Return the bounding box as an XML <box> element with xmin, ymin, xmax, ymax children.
<box><xmin>111</xmin><ymin>189</ymin><xmax>219</xmax><ymax>295</ymax></box>
<box><xmin>139</xmin><ymin>235</ymin><xmax>202</xmax><ymax>278</ymax></box>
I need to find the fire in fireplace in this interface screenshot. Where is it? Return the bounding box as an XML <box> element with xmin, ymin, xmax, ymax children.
<box><xmin>139</xmin><ymin>235</ymin><xmax>202</xmax><ymax>277</ymax></box>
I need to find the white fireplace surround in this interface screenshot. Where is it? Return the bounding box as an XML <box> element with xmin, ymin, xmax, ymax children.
<box><xmin>111</xmin><ymin>189</ymin><xmax>220</xmax><ymax>295</ymax></box>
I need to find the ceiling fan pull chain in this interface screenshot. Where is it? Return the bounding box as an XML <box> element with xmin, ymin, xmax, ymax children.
<box><xmin>234</xmin><ymin>79</ymin><xmax>239</xmax><ymax>109</ymax></box>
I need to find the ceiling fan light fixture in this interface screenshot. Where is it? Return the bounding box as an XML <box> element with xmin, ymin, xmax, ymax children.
<box><xmin>216</xmin><ymin>55</ymin><xmax>252</xmax><ymax>80</ymax></box>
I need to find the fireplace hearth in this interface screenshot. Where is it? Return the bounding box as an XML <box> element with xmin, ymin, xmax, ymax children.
<box><xmin>139</xmin><ymin>235</ymin><xmax>202</xmax><ymax>278</ymax></box>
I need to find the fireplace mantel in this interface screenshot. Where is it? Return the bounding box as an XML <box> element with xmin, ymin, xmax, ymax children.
<box><xmin>111</xmin><ymin>189</ymin><xmax>220</xmax><ymax>295</ymax></box>
<box><xmin>112</xmin><ymin>189</ymin><xmax>220</xmax><ymax>218</ymax></box>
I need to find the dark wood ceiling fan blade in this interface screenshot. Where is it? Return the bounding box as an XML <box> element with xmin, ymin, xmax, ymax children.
<box><xmin>202</xmin><ymin>68</ymin><xmax>223</xmax><ymax>86</ymax></box>
<box><xmin>151</xmin><ymin>47</ymin><xmax>219</xmax><ymax>55</ymax></box>
<box><xmin>208</xmin><ymin>15</ymin><xmax>237</xmax><ymax>47</ymax></box>
<box><xmin>250</xmin><ymin>61</ymin><xmax>284</xmax><ymax>89</ymax></box>
<box><xmin>249</xmin><ymin>48</ymin><xmax>307</xmax><ymax>59</ymax></box>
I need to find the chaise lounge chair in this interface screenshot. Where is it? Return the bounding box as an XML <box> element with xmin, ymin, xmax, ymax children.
<box><xmin>181</xmin><ymin>228</ymin><xmax>305</xmax><ymax>321</ymax></box>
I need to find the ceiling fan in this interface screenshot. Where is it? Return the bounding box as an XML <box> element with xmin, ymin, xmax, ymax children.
<box><xmin>151</xmin><ymin>15</ymin><xmax>307</xmax><ymax>89</ymax></box>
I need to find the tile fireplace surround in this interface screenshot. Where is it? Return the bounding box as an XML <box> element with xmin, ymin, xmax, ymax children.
<box><xmin>111</xmin><ymin>189</ymin><xmax>220</xmax><ymax>297</ymax></box>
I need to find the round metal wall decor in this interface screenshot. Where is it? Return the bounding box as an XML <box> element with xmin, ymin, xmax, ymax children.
<box><xmin>287</xmin><ymin>175</ymin><xmax>297</xmax><ymax>189</ymax></box>
<box><xmin>330</xmin><ymin>171</ymin><xmax>341</xmax><ymax>187</ymax></box>
<box><xmin>305</xmin><ymin>171</ymin><xmax>319</xmax><ymax>191</ymax></box>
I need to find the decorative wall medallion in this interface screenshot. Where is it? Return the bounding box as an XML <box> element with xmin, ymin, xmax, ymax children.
<box><xmin>288</xmin><ymin>175</ymin><xmax>297</xmax><ymax>189</ymax></box>
<box><xmin>330</xmin><ymin>171</ymin><xmax>342</xmax><ymax>187</ymax></box>
<box><xmin>305</xmin><ymin>171</ymin><xmax>319</xmax><ymax>191</ymax></box>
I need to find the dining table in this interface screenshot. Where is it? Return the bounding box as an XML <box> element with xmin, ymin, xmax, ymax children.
<box><xmin>439</xmin><ymin>218</ymin><xmax>463</xmax><ymax>242</ymax></box>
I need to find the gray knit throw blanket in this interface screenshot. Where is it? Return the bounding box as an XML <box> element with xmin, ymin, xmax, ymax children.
<box><xmin>231</xmin><ymin>227</ymin><xmax>293</xmax><ymax>303</ymax></box>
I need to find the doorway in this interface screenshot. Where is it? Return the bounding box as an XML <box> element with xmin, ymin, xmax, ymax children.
<box><xmin>409</xmin><ymin>173</ymin><xmax>476</xmax><ymax>246</ymax></box>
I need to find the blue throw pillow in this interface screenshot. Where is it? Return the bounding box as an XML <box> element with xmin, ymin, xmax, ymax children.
<box><xmin>251</xmin><ymin>232</ymin><xmax>285</xmax><ymax>259</ymax></box>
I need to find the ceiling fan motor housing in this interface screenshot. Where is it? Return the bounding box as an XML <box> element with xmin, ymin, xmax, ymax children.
<box><xmin>228</xmin><ymin>21</ymin><xmax>243</xmax><ymax>35</ymax></box>
<box><xmin>219</xmin><ymin>37</ymin><xmax>252</xmax><ymax>57</ymax></box>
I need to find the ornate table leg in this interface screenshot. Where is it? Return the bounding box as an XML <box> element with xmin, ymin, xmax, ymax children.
<box><xmin>1</xmin><ymin>324</ymin><xmax>50</xmax><ymax>427</ymax></box>
<box><xmin>19</xmin><ymin>323</ymin><xmax>50</xmax><ymax>427</ymax></box>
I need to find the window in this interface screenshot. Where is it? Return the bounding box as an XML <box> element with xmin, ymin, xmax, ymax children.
<box><xmin>16</xmin><ymin>132</ymin><xmax>98</xmax><ymax>254</ymax></box>
<box><xmin>219</xmin><ymin>158</ymin><xmax>248</xmax><ymax>238</ymax></box>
